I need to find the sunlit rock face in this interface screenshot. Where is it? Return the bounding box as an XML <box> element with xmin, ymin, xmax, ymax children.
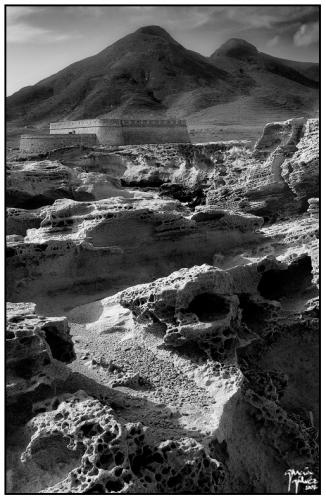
<box><xmin>6</xmin><ymin>115</ymin><xmax>319</xmax><ymax>494</ymax></box>
<box><xmin>206</xmin><ymin>118</ymin><xmax>319</xmax><ymax>222</ymax></box>
<box><xmin>119</xmin><ymin>254</ymin><xmax>318</xmax><ymax>492</ymax></box>
<box><xmin>18</xmin><ymin>391</ymin><xmax>224</xmax><ymax>494</ymax></box>
<box><xmin>253</xmin><ymin>117</ymin><xmax>306</xmax><ymax>159</ymax></box>
<box><xmin>281</xmin><ymin>119</ymin><xmax>319</xmax><ymax>210</ymax></box>
<box><xmin>6</xmin><ymin>197</ymin><xmax>263</xmax><ymax>303</ymax></box>
<box><xmin>6</xmin><ymin>159</ymin><xmax>131</xmax><ymax>209</ymax></box>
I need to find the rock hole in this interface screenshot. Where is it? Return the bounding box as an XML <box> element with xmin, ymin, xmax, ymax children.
<box><xmin>258</xmin><ymin>255</ymin><xmax>313</xmax><ymax>300</ymax></box>
<box><xmin>43</xmin><ymin>326</ymin><xmax>75</xmax><ymax>363</ymax></box>
<box><xmin>105</xmin><ymin>479</ymin><xmax>124</xmax><ymax>492</ymax></box>
<box><xmin>186</xmin><ymin>293</ymin><xmax>229</xmax><ymax>322</ymax></box>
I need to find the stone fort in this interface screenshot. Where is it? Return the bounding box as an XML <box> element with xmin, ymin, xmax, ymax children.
<box><xmin>20</xmin><ymin>118</ymin><xmax>190</xmax><ymax>154</ymax></box>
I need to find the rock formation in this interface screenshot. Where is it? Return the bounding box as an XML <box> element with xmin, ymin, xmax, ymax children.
<box><xmin>6</xmin><ymin>158</ymin><xmax>132</xmax><ymax>208</ymax></box>
<box><xmin>6</xmin><ymin>116</ymin><xmax>319</xmax><ymax>494</ymax></box>
<box><xmin>206</xmin><ymin>118</ymin><xmax>319</xmax><ymax>222</ymax></box>
<box><xmin>6</xmin><ymin>302</ymin><xmax>74</xmax><ymax>425</ymax></box>
<box><xmin>6</xmin><ymin>207</ymin><xmax>42</xmax><ymax>236</ymax></box>
<box><xmin>119</xmin><ymin>255</ymin><xmax>319</xmax><ymax>492</ymax></box>
<box><xmin>6</xmin><ymin>197</ymin><xmax>263</xmax><ymax>303</ymax></box>
<box><xmin>18</xmin><ymin>391</ymin><xmax>224</xmax><ymax>493</ymax></box>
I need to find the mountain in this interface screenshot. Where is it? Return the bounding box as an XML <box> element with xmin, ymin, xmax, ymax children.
<box><xmin>6</xmin><ymin>27</ymin><xmax>319</xmax><ymax>128</ymax></box>
<box><xmin>210</xmin><ymin>38</ymin><xmax>319</xmax><ymax>88</ymax></box>
<box><xmin>6</xmin><ymin>26</ymin><xmax>237</xmax><ymax>124</ymax></box>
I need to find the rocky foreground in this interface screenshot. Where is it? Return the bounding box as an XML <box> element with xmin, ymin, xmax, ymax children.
<box><xmin>6</xmin><ymin>118</ymin><xmax>319</xmax><ymax>493</ymax></box>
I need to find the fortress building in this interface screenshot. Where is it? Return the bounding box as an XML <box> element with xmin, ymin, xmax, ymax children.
<box><xmin>20</xmin><ymin>118</ymin><xmax>190</xmax><ymax>154</ymax></box>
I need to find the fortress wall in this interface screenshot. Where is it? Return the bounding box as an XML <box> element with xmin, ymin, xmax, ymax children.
<box><xmin>20</xmin><ymin>134</ymin><xmax>97</xmax><ymax>155</ymax></box>
<box><xmin>95</xmin><ymin>126</ymin><xmax>124</xmax><ymax>145</ymax></box>
<box><xmin>49</xmin><ymin>119</ymin><xmax>190</xmax><ymax>145</ymax></box>
<box><xmin>50</xmin><ymin>120</ymin><xmax>123</xmax><ymax>145</ymax></box>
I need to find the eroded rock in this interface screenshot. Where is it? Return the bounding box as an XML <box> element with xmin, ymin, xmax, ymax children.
<box><xmin>253</xmin><ymin>117</ymin><xmax>306</xmax><ymax>158</ymax></box>
<box><xmin>6</xmin><ymin>159</ymin><xmax>133</xmax><ymax>209</ymax></box>
<box><xmin>281</xmin><ymin>119</ymin><xmax>319</xmax><ymax>209</ymax></box>
<box><xmin>207</xmin><ymin>118</ymin><xmax>319</xmax><ymax>222</ymax></box>
<box><xmin>6</xmin><ymin>197</ymin><xmax>263</xmax><ymax>303</ymax></box>
<box><xmin>20</xmin><ymin>391</ymin><xmax>224</xmax><ymax>493</ymax></box>
<box><xmin>6</xmin><ymin>302</ymin><xmax>75</xmax><ymax>418</ymax></box>
<box><xmin>120</xmin><ymin>256</ymin><xmax>312</xmax><ymax>355</ymax></box>
<box><xmin>6</xmin><ymin>208</ymin><xmax>42</xmax><ymax>235</ymax></box>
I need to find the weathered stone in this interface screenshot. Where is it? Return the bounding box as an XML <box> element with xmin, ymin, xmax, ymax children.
<box><xmin>120</xmin><ymin>256</ymin><xmax>311</xmax><ymax>354</ymax></box>
<box><xmin>253</xmin><ymin>117</ymin><xmax>306</xmax><ymax>158</ymax></box>
<box><xmin>6</xmin><ymin>197</ymin><xmax>263</xmax><ymax>303</ymax></box>
<box><xmin>6</xmin><ymin>302</ymin><xmax>75</xmax><ymax>415</ymax></box>
<box><xmin>281</xmin><ymin>119</ymin><xmax>319</xmax><ymax>209</ymax></box>
<box><xmin>19</xmin><ymin>392</ymin><xmax>224</xmax><ymax>493</ymax></box>
<box><xmin>6</xmin><ymin>208</ymin><xmax>42</xmax><ymax>235</ymax></box>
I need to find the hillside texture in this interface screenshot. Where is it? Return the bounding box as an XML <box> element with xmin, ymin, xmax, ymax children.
<box><xmin>7</xmin><ymin>27</ymin><xmax>318</xmax><ymax>131</ymax></box>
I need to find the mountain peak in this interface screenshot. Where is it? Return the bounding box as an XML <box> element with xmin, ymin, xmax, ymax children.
<box><xmin>212</xmin><ymin>38</ymin><xmax>258</xmax><ymax>61</ymax></box>
<box><xmin>134</xmin><ymin>25</ymin><xmax>173</xmax><ymax>38</ymax></box>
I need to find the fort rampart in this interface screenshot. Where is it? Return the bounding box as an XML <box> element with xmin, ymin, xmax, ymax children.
<box><xmin>50</xmin><ymin>118</ymin><xmax>190</xmax><ymax>145</ymax></box>
<box><xmin>19</xmin><ymin>118</ymin><xmax>190</xmax><ymax>154</ymax></box>
<box><xmin>20</xmin><ymin>134</ymin><xmax>97</xmax><ymax>155</ymax></box>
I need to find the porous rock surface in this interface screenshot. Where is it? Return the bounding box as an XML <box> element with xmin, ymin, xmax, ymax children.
<box><xmin>6</xmin><ymin>302</ymin><xmax>74</xmax><ymax>418</ymax></box>
<box><xmin>207</xmin><ymin>118</ymin><xmax>319</xmax><ymax>221</ymax></box>
<box><xmin>20</xmin><ymin>391</ymin><xmax>224</xmax><ymax>493</ymax></box>
<box><xmin>6</xmin><ymin>197</ymin><xmax>263</xmax><ymax>303</ymax></box>
<box><xmin>6</xmin><ymin>159</ymin><xmax>132</xmax><ymax>208</ymax></box>
<box><xmin>120</xmin><ymin>257</ymin><xmax>282</xmax><ymax>351</ymax></box>
<box><xmin>120</xmin><ymin>255</ymin><xmax>319</xmax><ymax>491</ymax></box>
<box><xmin>6</xmin><ymin>116</ymin><xmax>319</xmax><ymax>494</ymax></box>
<box><xmin>281</xmin><ymin>118</ymin><xmax>319</xmax><ymax>209</ymax></box>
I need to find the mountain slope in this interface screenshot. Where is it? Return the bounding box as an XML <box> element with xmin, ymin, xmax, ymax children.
<box><xmin>7</xmin><ymin>29</ymin><xmax>319</xmax><ymax>128</ymax></box>
<box><xmin>7</xmin><ymin>26</ymin><xmax>239</xmax><ymax>124</ymax></box>
<box><xmin>204</xmin><ymin>38</ymin><xmax>319</xmax><ymax>132</ymax></box>
<box><xmin>210</xmin><ymin>38</ymin><xmax>319</xmax><ymax>88</ymax></box>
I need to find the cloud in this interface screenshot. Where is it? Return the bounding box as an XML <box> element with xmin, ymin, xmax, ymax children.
<box><xmin>273</xmin><ymin>6</ymin><xmax>319</xmax><ymax>28</ymax></box>
<box><xmin>7</xmin><ymin>23</ymin><xmax>50</xmax><ymax>42</ymax></box>
<box><xmin>267</xmin><ymin>35</ymin><xmax>280</xmax><ymax>47</ymax></box>
<box><xmin>293</xmin><ymin>22</ymin><xmax>319</xmax><ymax>47</ymax></box>
<box><xmin>6</xmin><ymin>6</ymin><xmax>82</xmax><ymax>43</ymax></box>
<box><xmin>6</xmin><ymin>6</ymin><xmax>36</xmax><ymax>23</ymax></box>
<box><xmin>7</xmin><ymin>22</ymin><xmax>82</xmax><ymax>43</ymax></box>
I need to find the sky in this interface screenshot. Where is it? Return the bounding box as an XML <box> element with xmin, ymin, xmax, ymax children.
<box><xmin>6</xmin><ymin>5</ymin><xmax>320</xmax><ymax>96</ymax></box>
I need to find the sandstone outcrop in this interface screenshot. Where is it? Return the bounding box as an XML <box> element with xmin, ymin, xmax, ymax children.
<box><xmin>114</xmin><ymin>141</ymin><xmax>251</xmax><ymax>204</ymax></box>
<box><xmin>120</xmin><ymin>255</ymin><xmax>313</xmax><ymax>352</ymax></box>
<box><xmin>6</xmin><ymin>207</ymin><xmax>42</xmax><ymax>235</ymax></box>
<box><xmin>307</xmin><ymin>198</ymin><xmax>319</xmax><ymax>218</ymax></box>
<box><xmin>253</xmin><ymin>117</ymin><xmax>306</xmax><ymax>158</ymax></box>
<box><xmin>6</xmin><ymin>115</ymin><xmax>319</xmax><ymax>494</ymax></box>
<box><xmin>7</xmin><ymin>160</ymin><xmax>82</xmax><ymax>208</ymax></box>
<box><xmin>281</xmin><ymin>119</ymin><xmax>319</xmax><ymax>209</ymax></box>
<box><xmin>6</xmin><ymin>158</ymin><xmax>134</xmax><ymax>209</ymax></box>
<box><xmin>6</xmin><ymin>197</ymin><xmax>263</xmax><ymax>303</ymax></box>
<box><xmin>207</xmin><ymin>118</ymin><xmax>319</xmax><ymax>222</ymax></box>
<box><xmin>119</xmin><ymin>254</ymin><xmax>318</xmax><ymax>491</ymax></box>
<box><xmin>18</xmin><ymin>391</ymin><xmax>224</xmax><ymax>493</ymax></box>
<box><xmin>6</xmin><ymin>302</ymin><xmax>74</xmax><ymax>421</ymax></box>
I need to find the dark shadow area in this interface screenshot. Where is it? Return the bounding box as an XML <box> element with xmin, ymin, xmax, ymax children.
<box><xmin>258</xmin><ymin>255</ymin><xmax>313</xmax><ymax>300</ymax></box>
<box><xmin>43</xmin><ymin>325</ymin><xmax>76</xmax><ymax>363</ymax></box>
<box><xmin>186</xmin><ymin>293</ymin><xmax>230</xmax><ymax>322</ymax></box>
<box><xmin>121</xmin><ymin>176</ymin><xmax>164</xmax><ymax>188</ymax></box>
<box><xmin>6</xmin><ymin>192</ymin><xmax>57</xmax><ymax>210</ymax></box>
<box><xmin>159</xmin><ymin>183</ymin><xmax>205</xmax><ymax>208</ymax></box>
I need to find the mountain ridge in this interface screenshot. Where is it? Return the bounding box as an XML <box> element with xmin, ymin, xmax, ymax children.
<box><xmin>7</xmin><ymin>26</ymin><xmax>319</xmax><ymax>127</ymax></box>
